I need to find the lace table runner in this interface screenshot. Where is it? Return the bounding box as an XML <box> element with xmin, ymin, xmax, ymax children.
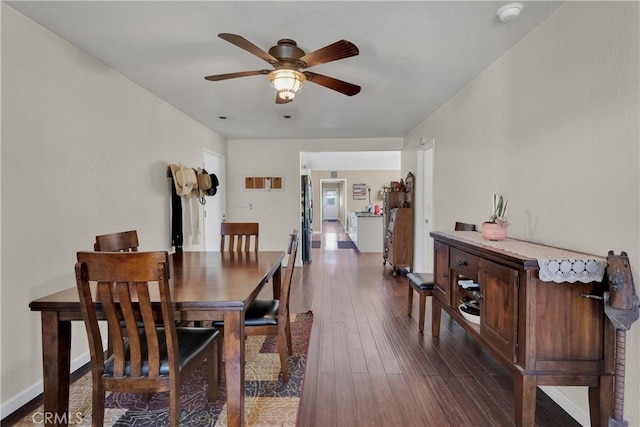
<box><xmin>445</xmin><ymin>231</ymin><xmax>606</xmax><ymax>284</ymax></box>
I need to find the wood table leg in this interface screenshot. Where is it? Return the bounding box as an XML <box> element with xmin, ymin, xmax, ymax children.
<box><xmin>41</xmin><ymin>311</ymin><xmax>71</xmax><ymax>426</ymax></box>
<box><xmin>514</xmin><ymin>373</ymin><xmax>537</xmax><ymax>427</ymax></box>
<box><xmin>272</xmin><ymin>264</ymin><xmax>282</xmax><ymax>300</ymax></box>
<box><xmin>224</xmin><ymin>310</ymin><xmax>245</xmax><ymax>427</ymax></box>
<box><xmin>431</xmin><ymin>297</ymin><xmax>442</xmax><ymax>336</ymax></box>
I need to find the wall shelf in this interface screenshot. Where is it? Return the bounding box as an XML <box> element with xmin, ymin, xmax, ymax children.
<box><xmin>245</xmin><ymin>176</ymin><xmax>283</xmax><ymax>190</ymax></box>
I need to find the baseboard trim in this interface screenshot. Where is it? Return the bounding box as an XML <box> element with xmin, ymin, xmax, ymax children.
<box><xmin>1</xmin><ymin>351</ymin><xmax>91</xmax><ymax>423</ymax></box>
<box><xmin>539</xmin><ymin>386</ymin><xmax>590</xmax><ymax>426</ymax></box>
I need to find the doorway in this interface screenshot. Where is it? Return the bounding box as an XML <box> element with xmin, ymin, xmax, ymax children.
<box><xmin>203</xmin><ymin>150</ymin><xmax>226</xmax><ymax>251</ymax></box>
<box><xmin>323</xmin><ymin>188</ymin><xmax>339</xmax><ymax>221</ymax></box>
<box><xmin>319</xmin><ymin>179</ymin><xmax>347</xmax><ymax>231</ymax></box>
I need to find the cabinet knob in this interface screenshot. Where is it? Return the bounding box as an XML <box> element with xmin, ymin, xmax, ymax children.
<box><xmin>458</xmin><ymin>260</ymin><xmax>468</xmax><ymax>267</ymax></box>
<box><xmin>442</xmin><ymin>272</ymin><xmax>448</xmax><ymax>278</ymax></box>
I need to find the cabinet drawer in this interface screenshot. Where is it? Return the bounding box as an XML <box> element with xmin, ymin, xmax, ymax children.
<box><xmin>449</xmin><ymin>247</ymin><xmax>478</xmax><ymax>279</ymax></box>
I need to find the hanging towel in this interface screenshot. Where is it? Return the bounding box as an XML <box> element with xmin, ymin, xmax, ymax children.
<box><xmin>170</xmin><ymin>174</ymin><xmax>183</xmax><ymax>252</ymax></box>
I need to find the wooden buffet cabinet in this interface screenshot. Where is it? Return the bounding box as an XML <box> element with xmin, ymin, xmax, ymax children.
<box><xmin>430</xmin><ymin>231</ymin><xmax>613</xmax><ymax>427</ymax></box>
<box><xmin>383</xmin><ymin>172</ymin><xmax>414</xmax><ymax>274</ymax></box>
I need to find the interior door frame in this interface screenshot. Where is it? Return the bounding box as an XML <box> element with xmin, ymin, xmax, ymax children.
<box><xmin>203</xmin><ymin>149</ymin><xmax>226</xmax><ymax>251</ymax></box>
<box><xmin>322</xmin><ymin>188</ymin><xmax>340</xmax><ymax>221</ymax></box>
<box><xmin>319</xmin><ymin>178</ymin><xmax>347</xmax><ymax>232</ymax></box>
<box><xmin>415</xmin><ymin>139</ymin><xmax>434</xmax><ymax>273</ymax></box>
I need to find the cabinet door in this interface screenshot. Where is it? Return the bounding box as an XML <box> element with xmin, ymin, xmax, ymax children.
<box><xmin>433</xmin><ymin>241</ymin><xmax>451</xmax><ymax>305</ymax></box>
<box><xmin>478</xmin><ymin>259</ymin><xmax>519</xmax><ymax>362</ymax></box>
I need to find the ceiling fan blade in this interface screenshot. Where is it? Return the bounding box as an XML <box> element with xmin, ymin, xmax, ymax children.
<box><xmin>299</xmin><ymin>40</ymin><xmax>359</xmax><ymax>68</ymax></box>
<box><xmin>304</xmin><ymin>72</ymin><xmax>361</xmax><ymax>96</ymax></box>
<box><xmin>204</xmin><ymin>70</ymin><xmax>270</xmax><ymax>81</ymax></box>
<box><xmin>218</xmin><ymin>33</ymin><xmax>279</xmax><ymax>66</ymax></box>
<box><xmin>275</xmin><ymin>94</ymin><xmax>293</xmax><ymax>104</ymax></box>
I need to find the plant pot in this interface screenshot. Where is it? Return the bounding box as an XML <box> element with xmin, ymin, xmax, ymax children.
<box><xmin>482</xmin><ymin>222</ymin><xmax>507</xmax><ymax>241</ymax></box>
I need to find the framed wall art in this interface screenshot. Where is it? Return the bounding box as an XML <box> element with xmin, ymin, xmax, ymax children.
<box><xmin>353</xmin><ymin>183</ymin><xmax>367</xmax><ymax>200</ymax></box>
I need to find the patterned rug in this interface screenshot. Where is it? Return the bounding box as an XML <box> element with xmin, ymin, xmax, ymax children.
<box><xmin>17</xmin><ymin>312</ymin><xmax>313</xmax><ymax>427</ymax></box>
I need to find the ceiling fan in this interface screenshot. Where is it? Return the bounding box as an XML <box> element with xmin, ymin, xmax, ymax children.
<box><xmin>204</xmin><ymin>33</ymin><xmax>361</xmax><ymax>104</ymax></box>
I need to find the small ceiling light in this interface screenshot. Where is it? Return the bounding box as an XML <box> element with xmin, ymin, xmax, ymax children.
<box><xmin>268</xmin><ymin>69</ymin><xmax>306</xmax><ymax>100</ymax></box>
<box><xmin>497</xmin><ymin>3</ymin><xmax>523</xmax><ymax>23</ymax></box>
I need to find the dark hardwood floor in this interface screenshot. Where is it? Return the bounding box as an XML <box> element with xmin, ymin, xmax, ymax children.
<box><xmin>289</xmin><ymin>220</ymin><xmax>581</xmax><ymax>427</ymax></box>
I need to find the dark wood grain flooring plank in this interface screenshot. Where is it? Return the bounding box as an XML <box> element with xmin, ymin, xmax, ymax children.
<box><xmin>315</xmin><ymin>372</ymin><xmax>337</xmax><ymax>427</ymax></box>
<box><xmin>403</xmin><ymin>374</ymin><xmax>450</xmax><ymax>426</ymax></box>
<box><xmin>318</xmin><ymin>320</ymin><xmax>335</xmax><ymax>373</ymax></box>
<box><xmin>334</xmin><ymin>369</ymin><xmax>358</xmax><ymax>427</ymax></box>
<box><xmin>356</xmin><ymin>321</ymin><xmax>386</xmax><ymax>375</ymax></box>
<box><xmin>351</xmin><ymin>373</ymin><xmax>382</xmax><ymax>427</ymax></box>
<box><xmin>457</xmin><ymin>374</ymin><xmax>513</xmax><ymax>426</ymax></box>
<box><xmin>369</xmin><ymin>374</ymin><xmax>410</xmax><ymax>427</ymax></box>
<box><xmin>344</xmin><ymin>319</ymin><xmax>368</xmax><ymax>374</ymax></box>
<box><xmin>423</xmin><ymin>374</ymin><xmax>491</xmax><ymax>427</ymax></box>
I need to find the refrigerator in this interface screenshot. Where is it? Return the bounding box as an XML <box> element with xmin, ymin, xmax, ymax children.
<box><xmin>301</xmin><ymin>175</ymin><xmax>313</xmax><ymax>263</ymax></box>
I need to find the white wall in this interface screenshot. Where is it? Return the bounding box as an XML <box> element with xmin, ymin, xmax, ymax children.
<box><xmin>405</xmin><ymin>2</ymin><xmax>639</xmax><ymax>425</ymax></box>
<box><xmin>1</xmin><ymin>4</ymin><xmax>226</xmax><ymax>414</ymax></box>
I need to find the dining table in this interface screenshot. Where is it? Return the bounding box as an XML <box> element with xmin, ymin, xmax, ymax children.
<box><xmin>29</xmin><ymin>250</ymin><xmax>285</xmax><ymax>427</ymax></box>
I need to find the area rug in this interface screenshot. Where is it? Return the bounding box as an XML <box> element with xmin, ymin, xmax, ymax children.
<box><xmin>337</xmin><ymin>240</ymin><xmax>356</xmax><ymax>249</ymax></box>
<box><xmin>16</xmin><ymin>312</ymin><xmax>313</xmax><ymax>427</ymax></box>
<box><xmin>311</xmin><ymin>241</ymin><xmax>321</xmax><ymax>248</ymax></box>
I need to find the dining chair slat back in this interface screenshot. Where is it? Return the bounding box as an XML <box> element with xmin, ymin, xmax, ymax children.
<box><xmin>454</xmin><ymin>222</ymin><xmax>477</xmax><ymax>231</ymax></box>
<box><xmin>94</xmin><ymin>230</ymin><xmax>139</xmax><ymax>252</ymax></box>
<box><xmin>75</xmin><ymin>251</ymin><xmax>220</xmax><ymax>427</ymax></box>
<box><xmin>220</xmin><ymin>222</ymin><xmax>259</xmax><ymax>253</ymax></box>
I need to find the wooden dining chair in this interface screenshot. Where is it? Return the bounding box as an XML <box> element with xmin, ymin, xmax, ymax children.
<box><xmin>94</xmin><ymin>230</ymin><xmax>139</xmax><ymax>252</ymax></box>
<box><xmin>94</xmin><ymin>230</ymin><xmax>143</xmax><ymax>351</ymax></box>
<box><xmin>75</xmin><ymin>251</ymin><xmax>221</xmax><ymax>427</ymax></box>
<box><xmin>214</xmin><ymin>230</ymin><xmax>299</xmax><ymax>382</ymax></box>
<box><xmin>220</xmin><ymin>222</ymin><xmax>259</xmax><ymax>253</ymax></box>
<box><xmin>454</xmin><ymin>221</ymin><xmax>477</xmax><ymax>231</ymax></box>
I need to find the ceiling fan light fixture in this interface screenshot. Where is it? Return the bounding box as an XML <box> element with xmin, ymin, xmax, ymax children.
<box><xmin>268</xmin><ymin>69</ymin><xmax>306</xmax><ymax>100</ymax></box>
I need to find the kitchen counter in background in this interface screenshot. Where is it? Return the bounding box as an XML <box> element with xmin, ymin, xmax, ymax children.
<box><xmin>349</xmin><ymin>212</ymin><xmax>383</xmax><ymax>253</ymax></box>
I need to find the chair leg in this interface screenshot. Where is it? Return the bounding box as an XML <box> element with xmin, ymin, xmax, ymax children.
<box><xmin>208</xmin><ymin>341</ymin><xmax>220</xmax><ymax>401</ymax></box>
<box><xmin>92</xmin><ymin>380</ymin><xmax>105</xmax><ymax>427</ymax></box>
<box><xmin>169</xmin><ymin>375</ymin><xmax>181</xmax><ymax>427</ymax></box>
<box><xmin>278</xmin><ymin>330</ymin><xmax>289</xmax><ymax>383</ymax></box>
<box><xmin>407</xmin><ymin>284</ymin><xmax>414</xmax><ymax>316</ymax></box>
<box><xmin>418</xmin><ymin>291</ymin><xmax>426</xmax><ymax>333</ymax></box>
<box><xmin>285</xmin><ymin>317</ymin><xmax>293</xmax><ymax>355</ymax></box>
<box><xmin>217</xmin><ymin>338</ymin><xmax>223</xmax><ymax>378</ymax></box>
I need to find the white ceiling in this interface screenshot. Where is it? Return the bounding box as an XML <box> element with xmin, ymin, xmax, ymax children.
<box><xmin>6</xmin><ymin>1</ymin><xmax>563</xmax><ymax>140</ymax></box>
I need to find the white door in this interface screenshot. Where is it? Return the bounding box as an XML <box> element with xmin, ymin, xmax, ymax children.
<box><xmin>323</xmin><ymin>188</ymin><xmax>339</xmax><ymax>220</ymax></box>
<box><xmin>415</xmin><ymin>140</ymin><xmax>434</xmax><ymax>272</ymax></box>
<box><xmin>203</xmin><ymin>150</ymin><xmax>225</xmax><ymax>251</ymax></box>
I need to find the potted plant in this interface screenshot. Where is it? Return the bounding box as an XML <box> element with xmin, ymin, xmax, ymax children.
<box><xmin>482</xmin><ymin>193</ymin><xmax>509</xmax><ymax>241</ymax></box>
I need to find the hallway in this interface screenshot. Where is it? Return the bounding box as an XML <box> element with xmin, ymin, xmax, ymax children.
<box><xmin>290</xmin><ymin>221</ymin><xmax>580</xmax><ymax>427</ymax></box>
<box><xmin>311</xmin><ymin>220</ymin><xmax>353</xmax><ymax>251</ymax></box>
